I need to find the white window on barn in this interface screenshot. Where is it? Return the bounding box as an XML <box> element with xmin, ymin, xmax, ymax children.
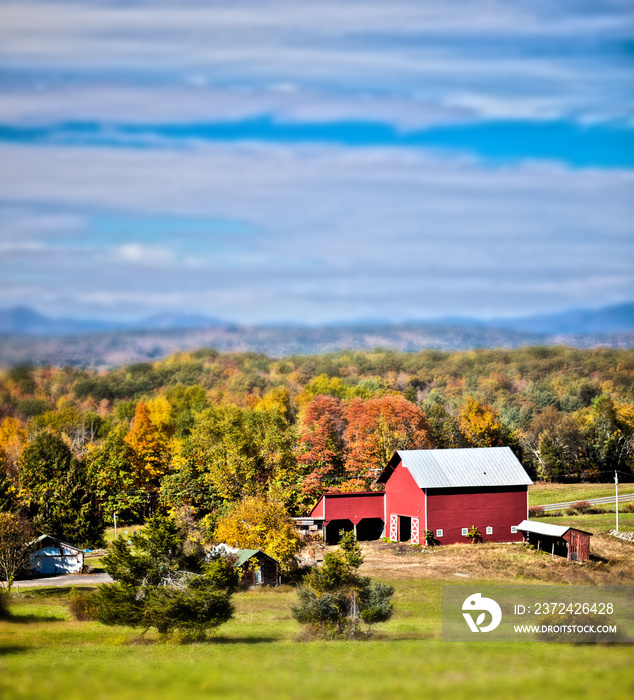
<box><xmin>461</xmin><ymin>527</ymin><xmax>468</xmax><ymax>536</ymax></box>
<box><xmin>436</xmin><ymin>529</ymin><xmax>443</xmax><ymax>538</ymax></box>
<box><xmin>486</xmin><ymin>526</ymin><xmax>493</xmax><ymax>535</ymax></box>
<box><xmin>511</xmin><ymin>526</ymin><xmax>517</xmax><ymax>534</ymax></box>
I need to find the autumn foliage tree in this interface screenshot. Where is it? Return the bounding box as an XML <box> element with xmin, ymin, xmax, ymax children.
<box><xmin>214</xmin><ymin>495</ymin><xmax>302</xmax><ymax>571</ymax></box>
<box><xmin>186</xmin><ymin>405</ymin><xmax>295</xmax><ymax>504</ymax></box>
<box><xmin>297</xmin><ymin>396</ymin><xmax>346</xmax><ymax>498</ymax></box>
<box><xmin>343</xmin><ymin>396</ymin><xmax>432</xmax><ymax>489</ymax></box>
<box><xmin>458</xmin><ymin>397</ymin><xmax>511</xmax><ymax>448</ymax></box>
<box><xmin>87</xmin><ymin>424</ymin><xmax>146</xmax><ymax>524</ymax></box>
<box><xmin>0</xmin><ymin>512</ymin><xmax>35</xmax><ymax>592</ymax></box>
<box><xmin>124</xmin><ymin>400</ymin><xmax>173</xmax><ymax>487</ymax></box>
<box><xmin>0</xmin><ymin>417</ymin><xmax>27</xmax><ymax>484</ymax></box>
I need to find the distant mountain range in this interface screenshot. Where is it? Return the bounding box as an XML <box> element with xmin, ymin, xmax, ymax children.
<box><xmin>0</xmin><ymin>303</ymin><xmax>633</xmax><ymax>368</ymax></box>
<box><xmin>1</xmin><ymin>303</ymin><xmax>633</xmax><ymax>337</ymax></box>
<box><xmin>0</xmin><ymin>307</ymin><xmax>232</xmax><ymax>335</ymax></box>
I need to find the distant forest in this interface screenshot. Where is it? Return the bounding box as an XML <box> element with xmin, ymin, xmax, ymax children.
<box><xmin>1</xmin><ymin>346</ymin><xmax>633</xmax><ymax>546</ymax></box>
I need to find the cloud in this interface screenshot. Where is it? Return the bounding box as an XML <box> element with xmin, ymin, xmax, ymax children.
<box><xmin>113</xmin><ymin>243</ymin><xmax>176</xmax><ymax>265</ymax></box>
<box><xmin>0</xmin><ymin>0</ymin><xmax>631</xmax><ymax>128</ymax></box>
<box><xmin>0</xmin><ymin>1</ymin><xmax>631</xmax><ymax>323</ymax></box>
<box><xmin>0</xmin><ymin>139</ymin><xmax>632</xmax><ymax>323</ymax></box>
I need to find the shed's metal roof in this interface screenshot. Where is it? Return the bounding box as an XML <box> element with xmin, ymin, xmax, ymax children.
<box><xmin>379</xmin><ymin>447</ymin><xmax>532</xmax><ymax>489</ymax></box>
<box><xmin>516</xmin><ymin>519</ymin><xmax>570</xmax><ymax>537</ymax></box>
<box><xmin>234</xmin><ymin>549</ymin><xmax>260</xmax><ymax>567</ymax></box>
<box><xmin>516</xmin><ymin>519</ymin><xmax>592</xmax><ymax>538</ymax></box>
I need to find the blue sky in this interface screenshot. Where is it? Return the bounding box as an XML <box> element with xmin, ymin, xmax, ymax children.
<box><xmin>0</xmin><ymin>0</ymin><xmax>632</xmax><ymax>325</ymax></box>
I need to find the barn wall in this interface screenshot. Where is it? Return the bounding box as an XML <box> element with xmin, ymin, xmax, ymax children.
<box><xmin>255</xmin><ymin>553</ymin><xmax>279</xmax><ymax>586</ymax></box>
<box><xmin>31</xmin><ymin>553</ymin><xmax>83</xmax><ymax>574</ymax></box>
<box><xmin>384</xmin><ymin>461</ymin><xmax>425</xmax><ymax>523</ymax></box>
<box><xmin>384</xmin><ymin>461</ymin><xmax>426</xmax><ymax>543</ymax></box>
<box><xmin>320</xmin><ymin>493</ymin><xmax>384</xmax><ymax>524</ymax></box>
<box><xmin>310</xmin><ymin>497</ymin><xmax>325</xmax><ymax>519</ymax></box>
<box><xmin>427</xmin><ymin>486</ymin><xmax>527</xmax><ymax>545</ymax></box>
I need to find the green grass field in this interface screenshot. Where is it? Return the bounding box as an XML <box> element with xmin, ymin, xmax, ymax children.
<box><xmin>1</xmin><ymin>579</ymin><xmax>633</xmax><ymax>700</ymax></box>
<box><xmin>535</xmin><ymin>509</ymin><xmax>634</xmax><ymax>535</ymax></box>
<box><xmin>3</xmin><ymin>517</ymin><xmax>634</xmax><ymax>700</ymax></box>
<box><xmin>529</xmin><ymin>482</ymin><xmax>634</xmax><ymax>506</ymax></box>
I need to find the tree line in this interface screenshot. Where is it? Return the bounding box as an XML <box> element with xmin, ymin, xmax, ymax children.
<box><xmin>1</xmin><ymin>346</ymin><xmax>633</xmax><ymax>549</ymax></box>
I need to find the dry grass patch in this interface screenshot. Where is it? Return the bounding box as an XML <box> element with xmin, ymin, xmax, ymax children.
<box><xmin>355</xmin><ymin>538</ymin><xmax>634</xmax><ymax>586</ymax></box>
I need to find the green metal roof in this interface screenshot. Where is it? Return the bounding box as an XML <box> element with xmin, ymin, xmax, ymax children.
<box><xmin>233</xmin><ymin>549</ymin><xmax>280</xmax><ymax>567</ymax></box>
<box><xmin>233</xmin><ymin>549</ymin><xmax>260</xmax><ymax>567</ymax></box>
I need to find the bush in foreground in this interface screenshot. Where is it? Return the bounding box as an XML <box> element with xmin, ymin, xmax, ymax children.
<box><xmin>93</xmin><ymin>515</ymin><xmax>239</xmax><ymax>638</ymax></box>
<box><xmin>68</xmin><ymin>587</ymin><xmax>98</xmax><ymax>621</ymax></box>
<box><xmin>292</xmin><ymin>531</ymin><xmax>394</xmax><ymax>639</ymax></box>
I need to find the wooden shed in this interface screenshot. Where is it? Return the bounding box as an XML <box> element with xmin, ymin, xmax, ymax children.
<box><xmin>234</xmin><ymin>549</ymin><xmax>280</xmax><ymax>587</ymax></box>
<box><xmin>516</xmin><ymin>519</ymin><xmax>592</xmax><ymax>562</ymax></box>
<box><xmin>30</xmin><ymin>535</ymin><xmax>84</xmax><ymax>575</ymax></box>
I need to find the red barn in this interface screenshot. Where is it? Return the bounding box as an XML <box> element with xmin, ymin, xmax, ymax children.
<box><xmin>306</xmin><ymin>447</ymin><xmax>532</xmax><ymax>545</ymax></box>
<box><xmin>377</xmin><ymin>447</ymin><xmax>532</xmax><ymax>545</ymax></box>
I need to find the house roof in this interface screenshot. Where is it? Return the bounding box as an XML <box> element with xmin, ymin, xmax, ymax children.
<box><xmin>377</xmin><ymin>447</ymin><xmax>533</xmax><ymax>489</ymax></box>
<box><xmin>30</xmin><ymin>534</ymin><xmax>85</xmax><ymax>553</ymax></box>
<box><xmin>516</xmin><ymin>519</ymin><xmax>592</xmax><ymax>538</ymax></box>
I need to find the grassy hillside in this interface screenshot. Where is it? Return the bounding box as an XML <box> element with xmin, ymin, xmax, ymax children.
<box><xmin>529</xmin><ymin>483</ymin><xmax>633</xmax><ymax>506</ymax></box>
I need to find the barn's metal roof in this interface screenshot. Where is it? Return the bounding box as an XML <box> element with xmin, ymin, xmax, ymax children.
<box><xmin>516</xmin><ymin>519</ymin><xmax>592</xmax><ymax>537</ymax></box>
<box><xmin>378</xmin><ymin>447</ymin><xmax>532</xmax><ymax>489</ymax></box>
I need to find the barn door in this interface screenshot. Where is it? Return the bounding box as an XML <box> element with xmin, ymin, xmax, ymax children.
<box><xmin>389</xmin><ymin>514</ymin><xmax>398</xmax><ymax>541</ymax></box>
<box><xmin>411</xmin><ymin>517</ymin><xmax>419</xmax><ymax>545</ymax></box>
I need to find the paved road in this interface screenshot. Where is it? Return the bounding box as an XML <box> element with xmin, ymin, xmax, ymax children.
<box><xmin>7</xmin><ymin>573</ymin><xmax>113</xmax><ymax>590</ymax></box>
<box><xmin>539</xmin><ymin>493</ymin><xmax>634</xmax><ymax>511</ymax></box>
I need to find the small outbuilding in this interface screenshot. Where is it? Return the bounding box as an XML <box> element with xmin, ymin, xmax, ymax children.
<box><xmin>30</xmin><ymin>535</ymin><xmax>84</xmax><ymax>575</ymax></box>
<box><xmin>233</xmin><ymin>549</ymin><xmax>280</xmax><ymax>587</ymax></box>
<box><xmin>516</xmin><ymin>519</ymin><xmax>592</xmax><ymax>562</ymax></box>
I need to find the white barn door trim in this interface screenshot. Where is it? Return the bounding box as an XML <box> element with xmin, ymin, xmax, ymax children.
<box><xmin>411</xmin><ymin>517</ymin><xmax>419</xmax><ymax>545</ymax></box>
<box><xmin>389</xmin><ymin>513</ymin><xmax>398</xmax><ymax>541</ymax></box>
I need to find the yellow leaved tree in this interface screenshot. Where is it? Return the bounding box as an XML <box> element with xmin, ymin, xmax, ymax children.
<box><xmin>214</xmin><ymin>495</ymin><xmax>302</xmax><ymax>571</ymax></box>
<box><xmin>124</xmin><ymin>399</ymin><xmax>174</xmax><ymax>487</ymax></box>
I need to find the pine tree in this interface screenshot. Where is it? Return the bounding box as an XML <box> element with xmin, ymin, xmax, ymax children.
<box><xmin>43</xmin><ymin>458</ymin><xmax>104</xmax><ymax>549</ymax></box>
<box><xmin>292</xmin><ymin>531</ymin><xmax>394</xmax><ymax>638</ymax></box>
<box><xmin>94</xmin><ymin>515</ymin><xmax>237</xmax><ymax>638</ymax></box>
